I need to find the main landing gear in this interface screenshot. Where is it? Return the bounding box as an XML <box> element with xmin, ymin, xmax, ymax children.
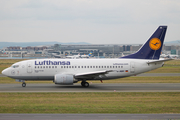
<box><xmin>81</xmin><ymin>81</ymin><xmax>89</xmax><ymax>87</ymax></box>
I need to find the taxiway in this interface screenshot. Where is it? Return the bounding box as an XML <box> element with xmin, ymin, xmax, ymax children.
<box><xmin>0</xmin><ymin>83</ymin><xmax>180</xmax><ymax>92</ymax></box>
<box><xmin>0</xmin><ymin>114</ymin><xmax>180</xmax><ymax>120</ymax></box>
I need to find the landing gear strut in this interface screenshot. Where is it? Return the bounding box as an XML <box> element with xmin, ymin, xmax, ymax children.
<box><xmin>16</xmin><ymin>79</ymin><xmax>26</xmax><ymax>87</ymax></box>
<box><xmin>22</xmin><ymin>82</ymin><xmax>26</xmax><ymax>87</ymax></box>
<box><xmin>81</xmin><ymin>81</ymin><xmax>89</xmax><ymax>87</ymax></box>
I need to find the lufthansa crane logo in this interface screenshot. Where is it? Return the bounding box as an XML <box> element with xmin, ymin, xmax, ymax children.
<box><xmin>149</xmin><ymin>38</ymin><xmax>161</xmax><ymax>50</ymax></box>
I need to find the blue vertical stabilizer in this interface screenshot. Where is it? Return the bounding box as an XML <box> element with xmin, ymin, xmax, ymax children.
<box><xmin>121</xmin><ymin>26</ymin><xmax>167</xmax><ymax>59</ymax></box>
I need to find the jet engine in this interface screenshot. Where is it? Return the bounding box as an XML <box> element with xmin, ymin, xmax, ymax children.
<box><xmin>54</xmin><ymin>74</ymin><xmax>77</xmax><ymax>85</ymax></box>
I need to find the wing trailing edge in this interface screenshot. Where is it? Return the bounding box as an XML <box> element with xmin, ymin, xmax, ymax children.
<box><xmin>75</xmin><ymin>70</ymin><xmax>113</xmax><ymax>79</ymax></box>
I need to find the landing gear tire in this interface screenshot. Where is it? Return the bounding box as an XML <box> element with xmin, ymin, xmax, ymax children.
<box><xmin>81</xmin><ymin>81</ymin><xmax>89</xmax><ymax>87</ymax></box>
<box><xmin>84</xmin><ymin>82</ymin><xmax>89</xmax><ymax>87</ymax></box>
<box><xmin>22</xmin><ymin>83</ymin><xmax>26</xmax><ymax>87</ymax></box>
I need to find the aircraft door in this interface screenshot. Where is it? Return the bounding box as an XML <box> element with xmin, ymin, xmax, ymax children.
<box><xmin>27</xmin><ymin>62</ymin><xmax>33</xmax><ymax>73</ymax></box>
<box><xmin>130</xmin><ymin>62</ymin><xmax>135</xmax><ymax>73</ymax></box>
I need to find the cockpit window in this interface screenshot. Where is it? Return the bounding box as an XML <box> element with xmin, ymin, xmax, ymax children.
<box><xmin>12</xmin><ymin>65</ymin><xmax>19</xmax><ymax>68</ymax></box>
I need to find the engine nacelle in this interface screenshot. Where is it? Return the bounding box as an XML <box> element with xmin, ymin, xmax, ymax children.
<box><xmin>54</xmin><ymin>74</ymin><xmax>76</xmax><ymax>85</ymax></box>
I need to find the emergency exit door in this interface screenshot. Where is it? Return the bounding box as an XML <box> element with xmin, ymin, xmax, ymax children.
<box><xmin>27</xmin><ymin>62</ymin><xmax>32</xmax><ymax>73</ymax></box>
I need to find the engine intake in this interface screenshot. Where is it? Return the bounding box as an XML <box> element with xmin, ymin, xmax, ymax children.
<box><xmin>54</xmin><ymin>74</ymin><xmax>76</xmax><ymax>85</ymax></box>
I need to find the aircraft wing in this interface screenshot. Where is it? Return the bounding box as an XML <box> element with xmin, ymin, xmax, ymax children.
<box><xmin>147</xmin><ymin>58</ymin><xmax>173</xmax><ymax>64</ymax></box>
<box><xmin>74</xmin><ymin>70</ymin><xmax>113</xmax><ymax>79</ymax></box>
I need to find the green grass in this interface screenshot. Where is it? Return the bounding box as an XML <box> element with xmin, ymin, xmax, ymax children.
<box><xmin>147</xmin><ymin>66</ymin><xmax>180</xmax><ymax>73</ymax></box>
<box><xmin>0</xmin><ymin>59</ymin><xmax>24</xmax><ymax>73</ymax></box>
<box><xmin>0</xmin><ymin>92</ymin><xmax>180</xmax><ymax>113</ymax></box>
<box><xmin>163</xmin><ymin>60</ymin><xmax>180</xmax><ymax>66</ymax></box>
<box><xmin>1</xmin><ymin>76</ymin><xmax>180</xmax><ymax>84</ymax></box>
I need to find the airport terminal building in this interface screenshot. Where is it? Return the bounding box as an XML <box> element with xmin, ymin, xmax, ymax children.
<box><xmin>0</xmin><ymin>43</ymin><xmax>180</xmax><ymax>59</ymax></box>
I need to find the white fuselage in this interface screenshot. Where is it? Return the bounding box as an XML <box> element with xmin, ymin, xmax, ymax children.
<box><xmin>2</xmin><ymin>58</ymin><xmax>163</xmax><ymax>81</ymax></box>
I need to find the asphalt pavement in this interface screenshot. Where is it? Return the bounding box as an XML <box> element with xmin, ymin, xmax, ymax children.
<box><xmin>0</xmin><ymin>114</ymin><xmax>180</xmax><ymax>120</ymax></box>
<box><xmin>1</xmin><ymin>83</ymin><xmax>180</xmax><ymax>92</ymax></box>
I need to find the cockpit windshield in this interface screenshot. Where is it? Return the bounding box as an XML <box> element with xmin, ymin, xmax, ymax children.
<box><xmin>11</xmin><ymin>65</ymin><xmax>19</xmax><ymax>68</ymax></box>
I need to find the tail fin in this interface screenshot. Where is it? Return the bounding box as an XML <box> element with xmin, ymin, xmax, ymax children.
<box><xmin>121</xmin><ymin>26</ymin><xmax>167</xmax><ymax>59</ymax></box>
<box><xmin>88</xmin><ymin>52</ymin><xmax>93</xmax><ymax>56</ymax></box>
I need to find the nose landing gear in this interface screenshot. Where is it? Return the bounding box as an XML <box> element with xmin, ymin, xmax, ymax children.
<box><xmin>22</xmin><ymin>82</ymin><xmax>26</xmax><ymax>87</ymax></box>
<box><xmin>15</xmin><ymin>79</ymin><xmax>26</xmax><ymax>87</ymax></box>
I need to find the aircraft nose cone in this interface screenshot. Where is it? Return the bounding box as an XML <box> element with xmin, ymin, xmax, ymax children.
<box><xmin>2</xmin><ymin>68</ymin><xmax>9</xmax><ymax>76</ymax></box>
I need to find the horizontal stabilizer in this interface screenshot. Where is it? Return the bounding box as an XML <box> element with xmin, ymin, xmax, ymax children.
<box><xmin>147</xmin><ymin>58</ymin><xmax>173</xmax><ymax>64</ymax></box>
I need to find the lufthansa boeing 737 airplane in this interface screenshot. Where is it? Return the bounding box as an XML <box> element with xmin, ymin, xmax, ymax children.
<box><xmin>2</xmin><ymin>26</ymin><xmax>172</xmax><ymax>87</ymax></box>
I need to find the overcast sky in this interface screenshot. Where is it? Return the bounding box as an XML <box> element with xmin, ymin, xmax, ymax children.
<box><xmin>0</xmin><ymin>0</ymin><xmax>180</xmax><ymax>44</ymax></box>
